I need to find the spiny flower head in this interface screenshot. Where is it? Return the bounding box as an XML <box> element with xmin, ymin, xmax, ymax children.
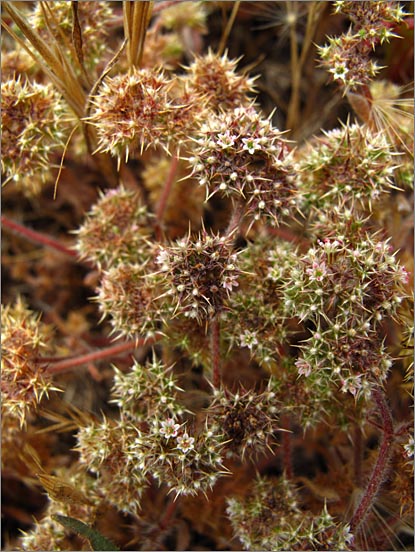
<box><xmin>95</xmin><ymin>263</ymin><xmax>166</xmax><ymax>340</ymax></box>
<box><xmin>30</xmin><ymin>0</ymin><xmax>113</xmax><ymax>72</ymax></box>
<box><xmin>205</xmin><ymin>380</ymin><xmax>281</xmax><ymax>460</ymax></box>
<box><xmin>88</xmin><ymin>68</ymin><xmax>175</xmax><ymax>160</ymax></box>
<box><xmin>188</xmin><ymin>106</ymin><xmax>294</xmax><ymax>224</ymax></box>
<box><xmin>111</xmin><ymin>356</ymin><xmax>185</xmax><ymax>421</ymax></box>
<box><xmin>318</xmin><ymin>31</ymin><xmax>381</xmax><ymax>90</ymax></box>
<box><xmin>319</xmin><ymin>2</ymin><xmax>406</xmax><ymax>92</ymax></box>
<box><xmin>185</xmin><ymin>50</ymin><xmax>256</xmax><ymax>111</ymax></box>
<box><xmin>74</xmin><ymin>186</ymin><xmax>154</xmax><ymax>269</ymax></box>
<box><xmin>223</xmin><ymin>238</ymin><xmax>295</xmax><ymax>367</ymax></box>
<box><xmin>226</xmin><ymin>475</ymin><xmax>353</xmax><ymax>551</ymax></box>
<box><xmin>76</xmin><ymin>418</ymin><xmax>148</xmax><ymax>513</ymax></box>
<box><xmin>1</xmin><ymin>77</ymin><xmax>67</xmax><ymax>196</ymax></box>
<box><xmin>159</xmin><ymin>1</ymin><xmax>208</xmax><ymax>34</ymax></box>
<box><xmin>297</xmin><ymin>122</ymin><xmax>397</xmax><ymax>211</ymax></box>
<box><xmin>295</xmin><ymin>321</ymin><xmax>393</xmax><ymax>400</ymax></box>
<box><xmin>137</xmin><ymin>420</ymin><xmax>228</xmax><ymax>498</ymax></box>
<box><xmin>1</xmin><ymin>297</ymin><xmax>57</xmax><ymax>427</ymax></box>
<box><xmin>283</xmin><ymin>233</ymin><xmax>407</xmax><ymax>326</ymax></box>
<box><xmin>334</xmin><ymin>1</ymin><xmax>406</xmax><ymax>38</ymax></box>
<box><xmin>156</xmin><ymin>229</ymin><xmax>242</xmax><ymax>322</ymax></box>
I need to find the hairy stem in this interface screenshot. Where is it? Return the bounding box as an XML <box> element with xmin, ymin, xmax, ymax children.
<box><xmin>353</xmin><ymin>424</ymin><xmax>363</xmax><ymax>487</ymax></box>
<box><xmin>1</xmin><ymin>215</ymin><xmax>77</xmax><ymax>259</ymax></box>
<box><xmin>211</xmin><ymin>316</ymin><xmax>221</xmax><ymax>387</ymax></box>
<box><xmin>225</xmin><ymin>200</ymin><xmax>246</xmax><ymax>238</ymax></box>
<box><xmin>350</xmin><ymin>388</ymin><xmax>394</xmax><ymax>534</ymax></box>
<box><xmin>44</xmin><ymin>334</ymin><xmax>162</xmax><ymax>374</ymax></box>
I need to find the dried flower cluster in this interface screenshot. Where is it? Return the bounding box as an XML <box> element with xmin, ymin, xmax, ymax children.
<box><xmin>1</xmin><ymin>1</ymin><xmax>412</xmax><ymax>551</ymax></box>
<box><xmin>1</xmin><ymin>78</ymin><xmax>67</xmax><ymax>195</ymax></box>
<box><xmin>1</xmin><ymin>298</ymin><xmax>57</xmax><ymax>428</ymax></box>
<box><xmin>319</xmin><ymin>1</ymin><xmax>406</xmax><ymax>91</ymax></box>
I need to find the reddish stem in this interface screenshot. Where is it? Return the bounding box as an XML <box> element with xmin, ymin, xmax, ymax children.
<box><xmin>155</xmin><ymin>154</ymin><xmax>179</xmax><ymax>241</ymax></box>
<box><xmin>350</xmin><ymin>388</ymin><xmax>394</xmax><ymax>534</ymax></box>
<box><xmin>159</xmin><ymin>498</ymin><xmax>178</xmax><ymax>531</ymax></box>
<box><xmin>353</xmin><ymin>424</ymin><xmax>363</xmax><ymax>488</ymax></box>
<box><xmin>211</xmin><ymin>316</ymin><xmax>221</xmax><ymax>388</ymax></box>
<box><xmin>45</xmin><ymin>334</ymin><xmax>162</xmax><ymax>374</ymax></box>
<box><xmin>1</xmin><ymin>215</ymin><xmax>77</xmax><ymax>259</ymax></box>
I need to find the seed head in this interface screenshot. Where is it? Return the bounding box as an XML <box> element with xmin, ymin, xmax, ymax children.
<box><xmin>88</xmin><ymin>68</ymin><xmax>174</xmax><ymax>160</ymax></box>
<box><xmin>188</xmin><ymin>106</ymin><xmax>291</xmax><ymax>212</ymax></box>
<box><xmin>74</xmin><ymin>186</ymin><xmax>154</xmax><ymax>269</ymax></box>
<box><xmin>227</xmin><ymin>475</ymin><xmax>353</xmax><ymax>551</ymax></box>
<box><xmin>185</xmin><ymin>50</ymin><xmax>256</xmax><ymax>111</ymax></box>
<box><xmin>111</xmin><ymin>356</ymin><xmax>184</xmax><ymax>421</ymax></box>
<box><xmin>297</xmin><ymin>122</ymin><xmax>397</xmax><ymax>211</ymax></box>
<box><xmin>1</xmin><ymin>297</ymin><xmax>57</xmax><ymax>427</ymax></box>
<box><xmin>205</xmin><ymin>381</ymin><xmax>281</xmax><ymax>460</ymax></box>
<box><xmin>96</xmin><ymin>263</ymin><xmax>166</xmax><ymax>340</ymax></box>
<box><xmin>1</xmin><ymin>77</ymin><xmax>67</xmax><ymax>196</ymax></box>
<box><xmin>156</xmin><ymin>229</ymin><xmax>242</xmax><ymax>322</ymax></box>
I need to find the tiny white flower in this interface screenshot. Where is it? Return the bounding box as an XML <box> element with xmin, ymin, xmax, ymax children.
<box><xmin>176</xmin><ymin>432</ymin><xmax>195</xmax><ymax>453</ymax></box>
<box><xmin>159</xmin><ymin>418</ymin><xmax>180</xmax><ymax>439</ymax></box>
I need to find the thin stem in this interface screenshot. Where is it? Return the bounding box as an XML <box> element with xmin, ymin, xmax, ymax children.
<box><xmin>45</xmin><ymin>334</ymin><xmax>162</xmax><ymax>374</ymax></box>
<box><xmin>159</xmin><ymin>498</ymin><xmax>178</xmax><ymax>531</ymax></box>
<box><xmin>217</xmin><ymin>1</ymin><xmax>240</xmax><ymax>57</ymax></box>
<box><xmin>225</xmin><ymin>200</ymin><xmax>246</xmax><ymax>238</ymax></box>
<box><xmin>211</xmin><ymin>316</ymin><xmax>221</xmax><ymax>388</ymax></box>
<box><xmin>350</xmin><ymin>388</ymin><xmax>394</xmax><ymax>534</ymax></box>
<box><xmin>353</xmin><ymin>424</ymin><xmax>363</xmax><ymax>487</ymax></box>
<box><xmin>155</xmin><ymin>153</ymin><xmax>179</xmax><ymax>241</ymax></box>
<box><xmin>1</xmin><ymin>215</ymin><xmax>77</xmax><ymax>259</ymax></box>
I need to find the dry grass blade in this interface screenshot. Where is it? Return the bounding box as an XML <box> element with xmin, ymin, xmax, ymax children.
<box><xmin>2</xmin><ymin>2</ymin><xmax>86</xmax><ymax>118</ymax></box>
<box><xmin>123</xmin><ymin>0</ymin><xmax>154</xmax><ymax>69</ymax></box>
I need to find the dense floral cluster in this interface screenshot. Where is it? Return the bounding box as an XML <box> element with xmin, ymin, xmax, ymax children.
<box><xmin>111</xmin><ymin>357</ymin><xmax>185</xmax><ymax>421</ymax></box>
<box><xmin>205</xmin><ymin>381</ymin><xmax>281</xmax><ymax>459</ymax></box>
<box><xmin>30</xmin><ymin>0</ymin><xmax>113</xmax><ymax>73</ymax></box>
<box><xmin>297</xmin><ymin>123</ymin><xmax>397</xmax><ymax>210</ymax></box>
<box><xmin>188</xmin><ymin>106</ymin><xmax>297</xmax><ymax>225</ymax></box>
<box><xmin>1</xmin><ymin>298</ymin><xmax>57</xmax><ymax>428</ymax></box>
<box><xmin>1</xmin><ymin>78</ymin><xmax>67</xmax><ymax>196</ymax></box>
<box><xmin>319</xmin><ymin>1</ymin><xmax>406</xmax><ymax>91</ymax></box>
<box><xmin>96</xmin><ymin>263</ymin><xmax>165</xmax><ymax>340</ymax></box>
<box><xmin>156</xmin><ymin>230</ymin><xmax>242</xmax><ymax>322</ymax></box>
<box><xmin>226</xmin><ymin>475</ymin><xmax>353</xmax><ymax>551</ymax></box>
<box><xmin>77</xmin><ymin>418</ymin><xmax>148</xmax><ymax>513</ymax></box>
<box><xmin>78</xmin><ymin>356</ymin><xmax>228</xmax><ymax>501</ymax></box>
<box><xmin>223</xmin><ymin>237</ymin><xmax>294</xmax><ymax>368</ymax></box>
<box><xmin>184</xmin><ymin>50</ymin><xmax>256</xmax><ymax>111</ymax></box>
<box><xmin>89</xmin><ymin>69</ymin><xmax>179</xmax><ymax>159</ymax></box>
<box><xmin>74</xmin><ymin>186</ymin><xmax>154</xmax><ymax>269</ymax></box>
<box><xmin>283</xmin><ymin>232</ymin><xmax>407</xmax><ymax>398</ymax></box>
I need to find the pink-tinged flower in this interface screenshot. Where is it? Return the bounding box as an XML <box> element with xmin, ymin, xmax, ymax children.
<box><xmin>340</xmin><ymin>375</ymin><xmax>362</xmax><ymax>397</ymax></box>
<box><xmin>222</xmin><ymin>274</ymin><xmax>239</xmax><ymax>292</ymax></box>
<box><xmin>399</xmin><ymin>266</ymin><xmax>409</xmax><ymax>285</ymax></box>
<box><xmin>305</xmin><ymin>261</ymin><xmax>327</xmax><ymax>282</ymax></box>
<box><xmin>176</xmin><ymin>432</ymin><xmax>195</xmax><ymax>453</ymax></box>
<box><xmin>217</xmin><ymin>132</ymin><xmax>236</xmax><ymax>149</ymax></box>
<box><xmin>160</xmin><ymin>418</ymin><xmax>180</xmax><ymax>439</ymax></box>
<box><xmin>295</xmin><ymin>358</ymin><xmax>312</xmax><ymax>377</ymax></box>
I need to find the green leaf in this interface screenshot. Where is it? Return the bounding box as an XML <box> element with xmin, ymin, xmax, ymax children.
<box><xmin>52</xmin><ymin>514</ymin><xmax>120</xmax><ymax>551</ymax></box>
